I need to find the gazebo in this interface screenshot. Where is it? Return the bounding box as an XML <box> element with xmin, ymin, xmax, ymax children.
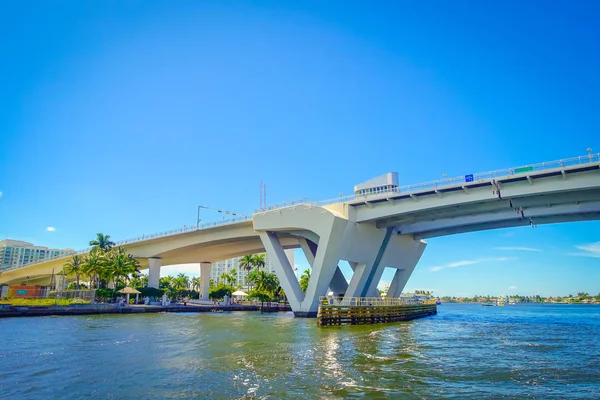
<box><xmin>232</xmin><ymin>290</ymin><xmax>248</xmax><ymax>302</ymax></box>
<box><xmin>118</xmin><ymin>287</ymin><xmax>141</xmax><ymax>305</ymax></box>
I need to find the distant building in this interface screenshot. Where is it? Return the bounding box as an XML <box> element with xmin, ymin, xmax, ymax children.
<box><xmin>0</xmin><ymin>239</ymin><xmax>76</xmax><ymax>271</ymax></box>
<box><xmin>211</xmin><ymin>249</ymin><xmax>295</xmax><ymax>291</ymax></box>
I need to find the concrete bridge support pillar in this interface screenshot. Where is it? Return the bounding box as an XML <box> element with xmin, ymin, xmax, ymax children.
<box><xmin>255</xmin><ymin>206</ymin><xmax>427</xmax><ymax>317</ymax></box>
<box><xmin>200</xmin><ymin>262</ymin><xmax>212</xmax><ymax>300</ymax></box>
<box><xmin>55</xmin><ymin>273</ymin><xmax>66</xmax><ymax>291</ymax></box>
<box><xmin>329</xmin><ymin>267</ymin><xmax>349</xmax><ymax>296</ymax></box>
<box><xmin>386</xmin><ymin>241</ymin><xmax>427</xmax><ymax>298</ymax></box>
<box><xmin>299</xmin><ymin>238</ymin><xmax>348</xmax><ymax>296</ymax></box>
<box><xmin>148</xmin><ymin>257</ymin><xmax>161</xmax><ymax>289</ymax></box>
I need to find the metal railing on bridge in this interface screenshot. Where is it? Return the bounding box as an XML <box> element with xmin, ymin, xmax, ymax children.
<box><xmin>5</xmin><ymin>215</ymin><xmax>253</xmax><ymax>272</ymax></box>
<box><xmin>319</xmin><ymin>296</ymin><xmax>424</xmax><ymax>306</ymax></box>
<box><xmin>9</xmin><ymin>153</ymin><xmax>599</xmax><ymax>272</ymax></box>
<box><xmin>260</xmin><ymin>152</ymin><xmax>600</xmax><ymax>211</ymax></box>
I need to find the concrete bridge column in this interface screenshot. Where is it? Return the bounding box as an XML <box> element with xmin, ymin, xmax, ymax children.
<box><xmin>148</xmin><ymin>257</ymin><xmax>161</xmax><ymax>289</ymax></box>
<box><xmin>386</xmin><ymin>240</ymin><xmax>427</xmax><ymax>298</ymax></box>
<box><xmin>200</xmin><ymin>262</ymin><xmax>212</xmax><ymax>300</ymax></box>
<box><xmin>299</xmin><ymin>238</ymin><xmax>348</xmax><ymax>297</ymax></box>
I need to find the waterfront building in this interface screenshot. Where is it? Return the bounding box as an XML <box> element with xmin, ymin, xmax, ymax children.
<box><xmin>211</xmin><ymin>249</ymin><xmax>295</xmax><ymax>291</ymax></box>
<box><xmin>0</xmin><ymin>239</ymin><xmax>76</xmax><ymax>271</ymax></box>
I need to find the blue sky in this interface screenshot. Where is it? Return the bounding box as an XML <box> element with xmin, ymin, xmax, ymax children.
<box><xmin>1</xmin><ymin>1</ymin><xmax>598</xmax><ymax>296</ymax></box>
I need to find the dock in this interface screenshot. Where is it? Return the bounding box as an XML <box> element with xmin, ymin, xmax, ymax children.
<box><xmin>317</xmin><ymin>297</ymin><xmax>437</xmax><ymax>327</ymax></box>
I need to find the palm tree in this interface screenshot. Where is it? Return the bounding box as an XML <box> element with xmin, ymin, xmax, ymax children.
<box><xmin>89</xmin><ymin>233</ymin><xmax>115</xmax><ymax>251</ymax></box>
<box><xmin>227</xmin><ymin>269</ymin><xmax>237</xmax><ymax>289</ymax></box>
<box><xmin>191</xmin><ymin>277</ymin><xmax>201</xmax><ymax>292</ymax></box>
<box><xmin>104</xmin><ymin>246</ymin><xmax>138</xmax><ymax>291</ymax></box>
<box><xmin>247</xmin><ymin>269</ymin><xmax>259</xmax><ymax>292</ymax></box>
<box><xmin>160</xmin><ymin>276</ymin><xmax>174</xmax><ymax>290</ymax></box>
<box><xmin>252</xmin><ymin>254</ymin><xmax>266</xmax><ymax>271</ymax></box>
<box><xmin>82</xmin><ymin>248</ymin><xmax>103</xmax><ymax>289</ymax></box>
<box><xmin>220</xmin><ymin>272</ymin><xmax>232</xmax><ymax>287</ymax></box>
<box><xmin>63</xmin><ymin>254</ymin><xmax>84</xmax><ymax>290</ymax></box>
<box><xmin>299</xmin><ymin>269</ymin><xmax>311</xmax><ymax>292</ymax></box>
<box><xmin>129</xmin><ymin>271</ymin><xmax>146</xmax><ymax>288</ymax></box>
<box><xmin>238</xmin><ymin>255</ymin><xmax>255</xmax><ymax>290</ymax></box>
<box><xmin>254</xmin><ymin>271</ymin><xmax>280</xmax><ymax>306</ymax></box>
<box><xmin>176</xmin><ymin>273</ymin><xmax>190</xmax><ymax>290</ymax></box>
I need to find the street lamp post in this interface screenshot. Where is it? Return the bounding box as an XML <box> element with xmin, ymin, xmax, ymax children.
<box><xmin>587</xmin><ymin>148</ymin><xmax>593</xmax><ymax>162</ymax></box>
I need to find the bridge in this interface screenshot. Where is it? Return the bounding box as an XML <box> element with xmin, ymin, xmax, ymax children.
<box><xmin>2</xmin><ymin>153</ymin><xmax>599</xmax><ymax>317</ymax></box>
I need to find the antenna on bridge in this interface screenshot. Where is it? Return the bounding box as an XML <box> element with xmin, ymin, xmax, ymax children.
<box><xmin>259</xmin><ymin>180</ymin><xmax>267</xmax><ymax>211</ymax></box>
<box><xmin>260</xmin><ymin>180</ymin><xmax>263</xmax><ymax>211</ymax></box>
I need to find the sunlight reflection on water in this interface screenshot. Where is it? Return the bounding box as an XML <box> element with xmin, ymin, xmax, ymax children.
<box><xmin>0</xmin><ymin>305</ymin><xmax>599</xmax><ymax>399</ymax></box>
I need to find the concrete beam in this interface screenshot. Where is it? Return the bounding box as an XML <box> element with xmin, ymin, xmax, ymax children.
<box><xmin>399</xmin><ymin>201</ymin><xmax>600</xmax><ymax>236</ymax></box>
<box><xmin>416</xmin><ymin>211</ymin><xmax>600</xmax><ymax>239</ymax></box>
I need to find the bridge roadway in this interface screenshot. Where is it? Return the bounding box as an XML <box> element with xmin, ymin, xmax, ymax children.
<box><xmin>2</xmin><ymin>154</ymin><xmax>599</xmax><ymax>317</ymax></box>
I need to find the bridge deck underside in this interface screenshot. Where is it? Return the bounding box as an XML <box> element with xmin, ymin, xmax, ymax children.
<box><xmin>373</xmin><ymin>189</ymin><xmax>600</xmax><ymax>239</ymax></box>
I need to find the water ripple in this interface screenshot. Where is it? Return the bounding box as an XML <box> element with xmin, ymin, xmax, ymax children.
<box><xmin>0</xmin><ymin>305</ymin><xmax>599</xmax><ymax>398</ymax></box>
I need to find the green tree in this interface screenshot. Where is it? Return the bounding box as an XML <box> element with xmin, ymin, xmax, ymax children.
<box><xmin>104</xmin><ymin>246</ymin><xmax>139</xmax><ymax>291</ymax></box>
<box><xmin>220</xmin><ymin>270</ymin><xmax>237</xmax><ymax>289</ymax></box>
<box><xmin>82</xmin><ymin>248</ymin><xmax>103</xmax><ymax>289</ymax></box>
<box><xmin>89</xmin><ymin>233</ymin><xmax>115</xmax><ymax>251</ymax></box>
<box><xmin>238</xmin><ymin>255</ymin><xmax>255</xmax><ymax>289</ymax></box>
<box><xmin>209</xmin><ymin>284</ymin><xmax>232</xmax><ymax>300</ymax></box>
<box><xmin>299</xmin><ymin>269</ymin><xmax>311</xmax><ymax>292</ymax></box>
<box><xmin>160</xmin><ymin>276</ymin><xmax>174</xmax><ymax>291</ymax></box>
<box><xmin>173</xmin><ymin>273</ymin><xmax>190</xmax><ymax>290</ymax></box>
<box><xmin>63</xmin><ymin>254</ymin><xmax>84</xmax><ymax>290</ymax></box>
<box><xmin>252</xmin><ymin>254</ymin><xmax>266</xmax><ymax>271</ymax></box>
<box><xmin>130</xmin><ymin>271</ymin><xmax>147</xmax><ymax>288</ymax></box>
<box><xmin>191</xmin><ymin>277</ymin><xmax>201</xmax><ymax>292</ymax></box>
<box><xmin>254</xmin><ymin>271</ymin><xmax>279</xmax><ymax>306</ymax></box>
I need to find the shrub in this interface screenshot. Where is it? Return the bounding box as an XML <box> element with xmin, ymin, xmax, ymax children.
<box><xmin>95</xmin><ymin>288</ymin><xmax>114</xmax><ymax>301</ymax></box>
<box><xmin>209</xmin><ymin>285</ymin><xmax>232</xmax><ymax>300</ymax></box>
<box><xmin>138</xmin><ymin>287</ymin><xmax>164</xmax><ymax>298</ymax></box>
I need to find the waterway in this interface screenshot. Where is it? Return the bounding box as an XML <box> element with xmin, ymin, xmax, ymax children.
<box><xmin>1</xmin><ymin>304</ymin><xmax>599</xmax><ymax>399</ymax></box>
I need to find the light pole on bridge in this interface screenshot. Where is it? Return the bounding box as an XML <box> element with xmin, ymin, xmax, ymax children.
<box><xmin>588</xmin><ymin>148</ymin><xmax>593</xmax><ymax>162</ymax></box>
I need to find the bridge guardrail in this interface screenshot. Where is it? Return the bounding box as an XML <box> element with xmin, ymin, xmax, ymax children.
<box><xmin>9</xmin><ymin>153</ymin><xmax>599</xmax><ymax>272</ymax></box>
<box><xmin>5</xmin><ymin>216</ymin><xmax>253</xmax><ymax>272</ymax></box>
<box><xmin>304</xmin><ymin>153</ymin><xmax>600</xmax><ymax>208</ymax></box>
<box><xmin>319</xmin><ymin>296</ymin><xmax>423</xmax><ymax>306</ymax></box>
<box><xmin>253</xmin><ymin>198</ymin><xmax>314</xmax><ymax>213</ymax></box>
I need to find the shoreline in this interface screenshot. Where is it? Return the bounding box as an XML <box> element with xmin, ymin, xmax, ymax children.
<box><xmin>0</xmin><ymin>303</ymin><xmax>292</xmax><ymax>318</ymax></box>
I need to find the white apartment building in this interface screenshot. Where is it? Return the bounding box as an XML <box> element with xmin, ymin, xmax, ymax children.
<box><xmin>0</xmin><ymin>239</ymin><xmax>77</xmax><ymax>271</ymax></box>
<box><xmin>211</xmin><ymin>249</ymin><xmax>295</xmax><ymax>290</ymax></box>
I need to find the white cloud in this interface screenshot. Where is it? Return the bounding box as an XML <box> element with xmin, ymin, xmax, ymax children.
<box><xmin>571</xmin><ymin>242</ymin><xmax>600</xmax><ymax>258</ymax></box>
<box><xmin>46</xmin><ymin>227</ymin><xmax>56</xmax><ymax>232</ymax></box>
<box><xmin>508</xmin><ymin>285</ymin><xmax>517</xmax><ymax>290</ymax></box>
<box><xmin>495</xmin><ymin>247</ymin><xmax>541</xmax><ymax>252</ymax></box>
<box><xmin>429</xmin><ymin>257</ymin><xmax>515</xmax><ymax>272</ymax></box>
<box><xmin>0</xmin><ymin>191</ymin><xmax>3</xmax><ymax>198</ymax></box>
